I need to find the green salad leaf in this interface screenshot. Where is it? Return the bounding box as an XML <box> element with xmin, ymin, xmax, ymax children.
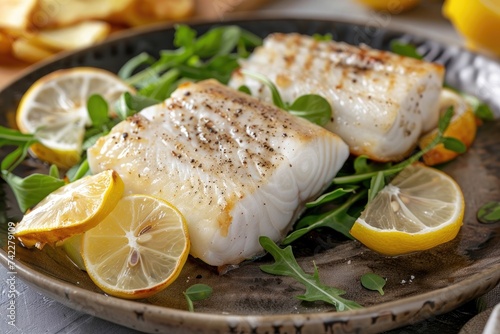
<box><xmin>184</xmin><ymin>284</ymin><xmax>213</xmax><ymax>312</ymax></box>
<box><xmin>259</xmin><ymin>236</ymin><xmax>362</xmax><ymax>311</ymax></box>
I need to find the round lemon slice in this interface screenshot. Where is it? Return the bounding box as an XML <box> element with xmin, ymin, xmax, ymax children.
<box><xmin>16</xmin><ymin>67</ymin><xmax>133</xmax><ymax>169</ymax></box>
<box><xmin>82</xmin><ymin>195</ymin><xmax>190</xmax><ymax>299</ymax></box>
<box><xmin>350</xmin><ymin>164</ymin><xmax>464</xmax><ymax>256</ymax></box>
<box><xmin>419</xmin><ymin>88</ymin><xmax>477</xmax><ymax>166</ymax></box>
<box><xmin>14</xmin><ymin>170</ymin><xmax>124</xmax><ymax>249</ymax></box>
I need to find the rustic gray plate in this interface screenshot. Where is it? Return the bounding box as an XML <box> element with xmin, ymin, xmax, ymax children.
<box><xmin>0</xmin><ymin>17</ymin><xmax>499</xmax><ymax>334</ymax></box>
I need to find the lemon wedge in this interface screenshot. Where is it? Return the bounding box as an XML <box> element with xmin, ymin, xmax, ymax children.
<box><xmin>443</xmin><ymin>0</ymin><xmax>500</xmax><ymax>57</ymax></box>
<box><xmin>16</xmin><ymin>67</ymin><xmax>133</xmax><ymax>169</ymax></box>
<box><xmin>14</xmin><ymin>170</ymin><xmax>124</xmax><ymax>249</ymax></box>
<box><xmin>82</xmin><ymin>195</ymin><xmax>190</xmax><ymax>299</ymax></box>
<box><xmin>419</xmin><ymin>88</ymin><xmax>477</xmax><ymax>166</ymax></box>
<box><xmin>350</xmin><ymin>164</ymin><xmax>464</xmax><ymax>256</ymax></box>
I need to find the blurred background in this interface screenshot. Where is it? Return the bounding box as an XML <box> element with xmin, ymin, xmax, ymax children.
<box><xmin>1</xmin><ymin>0</ymin><xmax>499</xmax><ymax>88</ymax></box>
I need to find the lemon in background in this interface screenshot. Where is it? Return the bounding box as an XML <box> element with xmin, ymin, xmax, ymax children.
<box><xmin>443</xmin><ymin>0</ymin><xmax>500</xmax><ymax>57</ymax></box>
<box><xmin>356</xmin><ymin>0</ymin><xmax>420</xmax><ymax>12</ymax></box>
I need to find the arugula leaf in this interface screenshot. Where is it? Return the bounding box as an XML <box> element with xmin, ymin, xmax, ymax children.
<box><xmin>0</xmin><ymin>126</ymin><xmax>36</xmax><ymax>145</ymax></box>
<box><xmin>118</xmin><ymin>52</ymin><xmax>156</xmax><ymax>79</ymax></box>
<box><xmin>173</xmin><ymin>24</ymin><xmax>198</xmax><ymax>48</ymax></box>
<box><xmin>124</xmin><ymin>25</ymin><xmax>262</xmax><ymax>96</ymax></box>
<box><xmin>368</xmin><ymin>171</ymin><xmax>385</xmax><ymax>203</ymax></box>
<box><xmin>305</xmin><ymin>186</ymin><xmax>357</xmax><ymax>208</ymax></box>
<box><xmin>283</xmin><ymin>189</ymin><xmax>367</xmax><ymax>244</ymax></box>
<box><xmin>259</xmin><ymin>236</ymin><xmax>362</xmax><ymax>311</ymax></box>
<box><xmin>390</xmin><ymin>41</ymin><xmax>423</xmax><ymax>60</ymax></box>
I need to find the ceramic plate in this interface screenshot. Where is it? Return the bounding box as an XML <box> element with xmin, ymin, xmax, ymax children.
<box><xmin>0</xmin><ymin>18</ymin><xmax>499</xmax><ymax>334</ymax></box>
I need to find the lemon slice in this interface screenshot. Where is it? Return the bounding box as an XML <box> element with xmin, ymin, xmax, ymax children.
<box><xmin>419</xmin><ymin>88</ymin><xmax>477</xmax><ymax>166</ymax></box>
<box><xmin>14</xmin><ymin>170</ymin><xmax>124</xmax><ymax>249</ymax></box>
<box><xmin>350</xmin><ymin>164</ymin><xmax>464</xmax><ymax>256</ymax></box>
<box><xmin>16</xmin><ymin>67</ymin><xmax>133</xmax><ymax>169</ymax></box>
<box><xmin>81</xmin><ymin>195</ymin><xmax>190</xmax><ymax>299</ymax></box>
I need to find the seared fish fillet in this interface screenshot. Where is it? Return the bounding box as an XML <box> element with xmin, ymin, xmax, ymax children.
<box><xmin>229</xmin><ymin>33</ymin><xmax>445</xmax><ymax>162</ymax></box>
<box><xmin>87</xmin><ymin>80</ymin><xmax>349</xmax><ymax>267</ymax></box>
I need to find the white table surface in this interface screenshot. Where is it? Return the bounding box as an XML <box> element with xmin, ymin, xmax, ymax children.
<box><xmin>1</xmin><ymin>1</ymin><xmax>498</xmax><ymax>333</ymax></box>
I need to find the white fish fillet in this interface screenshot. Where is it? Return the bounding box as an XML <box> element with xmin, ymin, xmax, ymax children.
<box><xmin>229</xmin><ymin>33</ymin><xmax>445</xmax><ymax>162</ymax></box>
<box><xmin>87</xmin><ymin>80</ymin><xmax>349</xmax><ymax>267</ymax></box>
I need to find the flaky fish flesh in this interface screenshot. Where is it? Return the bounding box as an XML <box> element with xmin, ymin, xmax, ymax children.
<box><xmin>229</xmin><ymin>33</ymin><xmax>445</xmax><ymax>162</ymax></box>
<box><xmin>87</xmin><ymin>80</ymin><xmax>349</xmax><ymax>267</ymax></box>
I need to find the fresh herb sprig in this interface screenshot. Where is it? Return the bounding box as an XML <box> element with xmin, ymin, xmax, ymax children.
<box><xmin>0</xmin><ymin>126</ymin><xmax>65</xmax><ymax>212</ymax></box>
<box><xmin>239</xmin><ymin>70</ymin><xmax>332</xmax><ymax>126</ymax></box>
<box><xmin>118</xmin><ymin>25</ymin><xmax>262</xmax><ymax>102</ymax></box>
<box><xmin>259</xmin><ymin>236</ymin><xmax>362</xmax><ymax>311</ymax></box>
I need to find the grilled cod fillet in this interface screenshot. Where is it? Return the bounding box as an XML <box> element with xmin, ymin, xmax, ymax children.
<box><xmin>229</xmin><ymin>33</ymin><xmax>445</xmax><ymax>162</ymax></box>
<box><xmin>87</xmin><ymin>80</ymin><xmax>349</xmax><ymax>267</ymax></box>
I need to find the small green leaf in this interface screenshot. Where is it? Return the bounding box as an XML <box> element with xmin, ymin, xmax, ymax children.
<box><xmin>241</xmin><ymin>70</ymin><xmax>286</xmax><ymax>109</ymax></box>
<box><xmin>283</xmin><ymin>190</ymin><xmax>367</xmax><ymax>244</ymax></box>
<box><xmin>184</xmin><ymin>284</ymin><xmax>213</xmax><ymax>312</ymax></box>
<box><xmin>360</xmin><ymin>273</ymin><xmax>386</xmax><ymax>295</ymax></box>
<box><xmin>118</xmin><ymin>52</ymin><xmax>156</xmax><ymax>79</ymax></box>
<box><xmin>368</xmin><ymin>171</ymin><xmax>385</xmax><ymax>203</ymax></box>
<box><xmin>0</xmin><ymin>126</ymin><xmax>36</xmax><ymax>145</ymax></box>
<box><xmin>173</xmin><ymin>24</ymin><xmax>197</xmax><ymax>48</ymax></box>
<box><xmin>353</xmin><ymin>156</ymin><xmax>370</xmax><ymax>174</ymax></box>
<box><xmin>312</xmin><ymin>33</ymin><xmax>333</xmax><ymax>41</ymax></box>
<box><xmin>305</xmin><ymin>187</ymin><xmax>357</xmax><ymax>208</ymax></box>
<box><xmin>288</xmin><ymin>94</ymin><xmax>332</xmax><ymax>126</ymax></box>
<box><xmin>390</xmin><ymin>41</ymin><xmax>423</xmax><ymax>60</ymax></box>
<box><xmin>116</xmin><ymin>92</ymin><xmax>160</xmax><ymax>120</ymax></box>
<box><xmin>87</xmin><ymin>94</ymin><xmax>109</xmax><ymax>128</ymax></box>
<box><xmin>238</xmin><ymin>85</ymin><xmax>252</xmax><ymax>95</ymax></box>
<box><xmin>259</xmin><ymin>236</ymin><xmax>362</xmax><ymax>311</ymax></box>
<box><xmin>68</xmin><ymin>159</ymin><xmax>90</xmax><ymax>182</ymax></box>
<box><xmin>442</xmin><ymin>137</ymin><xmax>467</xmax><ymax>154</ymax></box>
<box><xmin>438</xmin><ymin>107</ymin><xmax>455</xmax><ymax>134</ymax></box>
<box><xmin>48</xmin><ymin>164</ymin><xmax>59</xmax><ymax>178</ymax></box>
<box><xmin>460</xmin><ymin>93</ymin><xmax>495</xmax><ymax>121</ymax></box>
<box><xmin>477</xmin><ymin>202</ymin><xmax>500</xmax><ymax>224</ymax></box>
